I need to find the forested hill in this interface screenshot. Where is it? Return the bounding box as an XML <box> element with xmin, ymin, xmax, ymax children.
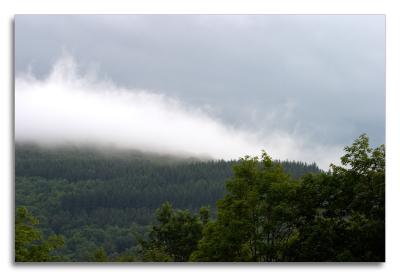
<box><xmin>15</xmin><ymin>143</ymin><xmax>321</xmax><ymax>261</ymax></box>
<box><xmin>15</xmin><ymin>143</ymin><xmax>322</xmax><ymax>181</ymax></box>
<box><xmin>15</xmin><ymin>136</ymin><xmax>385</xmax><ymax>262</ymax></box>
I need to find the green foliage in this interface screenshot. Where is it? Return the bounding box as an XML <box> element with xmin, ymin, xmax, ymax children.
<box><xmin>15</xmin><ymin>207</ymin><xmax>64</xmax><ymax>262</ymax></box>
<box><xmin>199</xmin><ymin>206</ymin><xmax>210</xmax><ymax>225</ymax></box>
<box><xmin>191</xmin><ymin>151</ymin><xmax>298</xmax><ymax>261</ymax></box>
<box><xmin>15</xmin><ymin>135</ymin><xmax>384</xmax><ymax>262</ymax></box>
<box><xmin>142</xmin><ymin>202</ymin><xmax>203</xmax><ymax>262</ymax></box>
<box><xmin>192</xmin><ymin>135</ymin><xmax>384</xmax><ymax>262</ymax></box>
<box><xmin>141</xmin><ymin>246</ymin><xmax>174</xmax><ymax>262</ymax></box>
<box><xmin>286</xmin><ymin>134</ymin><xmax>385</xmax><ymax>261</ymax></box>
<box><xmin>15</xmin><ymin>144</ymin><xmax>318</xmax><ymax>261</ymax></box>
<box><xmin>93</xmin><ymin>247</ymin><xmax>108</xmax><ymax>262</ymax></box>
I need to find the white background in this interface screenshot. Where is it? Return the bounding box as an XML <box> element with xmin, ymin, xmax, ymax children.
<box><xmin>1</xmin><ymin>0</ymin><xmax>399</xmax><ymax>276</ymax></box>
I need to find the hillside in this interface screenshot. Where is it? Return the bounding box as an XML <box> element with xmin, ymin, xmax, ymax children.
<box><xmin>15</xmin><ymin>143</ymin><xmax>322</xmax><ymax>261</ymax></box>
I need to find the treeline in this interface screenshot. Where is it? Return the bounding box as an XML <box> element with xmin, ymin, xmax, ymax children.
<box><xmin>132</xmin><ymin>134</ymin><xmax>384</xmax><ymax>262</ymax></box>
<box><xmin>16</xmin><ymin>144</ymin><xmax>321</xmax><ymax>182</ymax></box>
<box><xmin>150</xmin><ymin>135</ymin><xmax>384</xmax><ymax>262</ymax></box>
<box><xmin>20</xmin><ymin>140</ymin><xmax>380</xmax><ymax>262</ymax></box>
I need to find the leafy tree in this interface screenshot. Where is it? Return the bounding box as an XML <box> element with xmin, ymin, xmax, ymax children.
<box><xmin>191</xmin><ymin>151</ymin><xmax>298</xmax><ymax>261</ymax></box>
<box><xmin>199</xmin><ymin>206</ymin><xmax>211</xmax><ymax>225</ymax></box>
<box><xmin>330</xmin><ymin>134</ymin><xmax>385</xmax><ymax>261</ymax></box>
<box><xmin>141</xmin><ymin>246</ymin><xmax>174</xmax><ymax>262</ymax></box>
<box><xmin>93</xmin><ymin>247</ymin><xmax>108</xmax><ymax>262</ymax></box>
<box><xmin>15</xmin><ymin>207</ymin><xmax>64</xmax><ymax>262</ymax></box>
<box><xmin>15</xmin><ymin>137</ymin><xmax>383</xmax><ymax>262</ymax></box>
<box><xmin>287</xmin><ymin>134</ymin><xmax>385</xmax><ymax>261</ymax></box>
<box><xmin>142</xmin><ymin>202</ymin><xmax>203</xmax><ymax>261</ymax></box>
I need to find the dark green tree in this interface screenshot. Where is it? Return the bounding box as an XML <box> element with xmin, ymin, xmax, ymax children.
<box><xmin>330</xmin><ymin>134</ymin><xmax>385</xmax><ymax>261</ymax></box>
<box><xmin>15</xmin><ymin>207</ymin><xmax>64</xmax><ymax>262</ymax></box>
<box><xmin>142</xmin><ymin>202</ymin><xmax>203</xmax><ymax>261</ymax></box>
<box><xmin>287</xmin><ymin>134</ymin><xmax>385</xmax><ymax>261</ymax></box>
<box><xmin>93</xmin><ymin>247</ymin><xmax>108</xmax><ymax>262</ymax></box>
<box><xmin>199</xmin><ymin>206</ymin><xmax>210</xmax><ymax>225</ymax></box>
<box><xmin>191</xmin><ymin>151</ymin><xmax>298</xmax><ymax>261</ymax></box>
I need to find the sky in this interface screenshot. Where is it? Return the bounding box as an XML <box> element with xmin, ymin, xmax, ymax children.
<box><xmin>14</xmin><ymin>15</ymin><xmax>385</xmax><ymax>169</ymax></box>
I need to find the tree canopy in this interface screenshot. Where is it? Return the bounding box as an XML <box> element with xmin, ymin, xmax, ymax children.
<box><xmin>15</xmin><ymin>207</ymin><xmax>64</xmax><ymax>262</ymax></box>
<box><xmin>15</xmin><ymin>134</ymin><xmax>384</xmax><ymax>262</ymax></box>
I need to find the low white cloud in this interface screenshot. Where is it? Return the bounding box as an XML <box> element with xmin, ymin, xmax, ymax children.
<box><xmin>15</xmin><ymin>55</ymin><xmax>342</xmax><ymax>169</ymax></box>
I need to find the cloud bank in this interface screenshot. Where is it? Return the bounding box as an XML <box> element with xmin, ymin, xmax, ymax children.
<box><xmin>15</xmin><ymin>15</ymin><xmax>385</xmax><ymax>149</ymax></box>
<box><xmin>15</xmin><ymin>56</ymin><xmax>342</xmax><ymax>169</ymax></box>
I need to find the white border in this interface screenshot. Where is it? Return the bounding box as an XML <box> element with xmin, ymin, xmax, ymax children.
<box><xmin>1</xmin><ymin>1</ymin><xmax>399</xmax><ymax>276</ymax></box>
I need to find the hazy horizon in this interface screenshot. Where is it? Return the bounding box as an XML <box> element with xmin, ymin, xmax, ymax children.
<box><xmin>14</xmin><ymin>15</ymin><xmax>385</xmax><ymax>170</ymax></box>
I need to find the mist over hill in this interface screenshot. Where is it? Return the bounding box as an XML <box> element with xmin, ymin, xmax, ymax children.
<box><xmin>14</xmin><ymin>15</ymin><xmax>384</xmax><ymax>263</ymax></box>
<box><xmin>15</xmin><ymin>55</ymin><xmax>348</xmax><ymax>170</ymax></box>
<box><xmin>15</xmin><ymin>143</ymin><xmax>321</xmax><ymax>261</ymax></box>
<box><xmin>15</xmin><ymin>143</ymin><xmax>322</xmax><ymax>181</ymax></box>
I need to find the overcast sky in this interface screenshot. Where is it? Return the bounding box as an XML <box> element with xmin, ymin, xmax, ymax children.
<box><xmin>14</xmin><ymin>15</ymin><xmax>385</xmax><ymax>169</ymax></box>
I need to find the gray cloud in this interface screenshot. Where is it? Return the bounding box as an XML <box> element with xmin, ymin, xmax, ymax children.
<box><xmin>14</xmin><ymin>15</ymin><xmax>385</xmax><ymax>168</ymax></box>
<box><xmin>16</xmin><ymin>55</ymin><xmax>343</xmax><ymax>169</ymax></box>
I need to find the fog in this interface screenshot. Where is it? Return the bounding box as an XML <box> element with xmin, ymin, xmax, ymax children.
<box><xmin>15</xmin><ymin>55</ymin><xmax>342</xmax><ymax>169</ymax></box>
<box><xmin>15</xmin><ymin>15</ymin><xmax>385</xmax><ymax>149</ymax></box>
